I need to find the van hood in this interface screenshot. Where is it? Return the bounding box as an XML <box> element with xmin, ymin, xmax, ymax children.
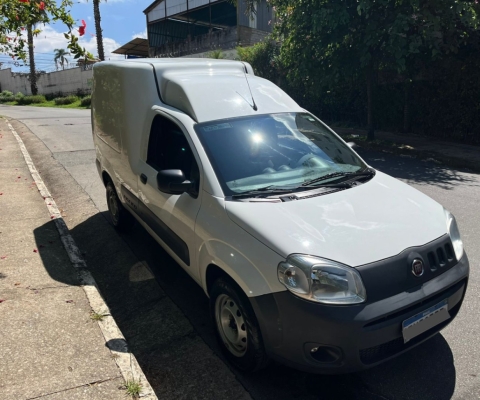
<box><xmin>225</xmin><ymin>171</ymin><xmax>448</xmax><ymax>267</ymax></box>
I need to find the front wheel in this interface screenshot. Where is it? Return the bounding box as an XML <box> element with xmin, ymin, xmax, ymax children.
<box><xmin>210</xmin><ymin>278</ymin><xmax>269</xmax><ymax>372</ymax></box>
<box><xmin>106</xmin><ymin>182</ymin><xmax>135</xmax><ymax>232</ymax></box>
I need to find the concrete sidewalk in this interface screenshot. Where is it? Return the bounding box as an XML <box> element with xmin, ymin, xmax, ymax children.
<box><xmin>0</xmin><ymin>118</ymin><xmax>149</xmax><ymax>399</ymax></box>
<box><xmin>334</xmin><ymin>127</ymin><xmax>480</xmax><ymax>173</ymax></box>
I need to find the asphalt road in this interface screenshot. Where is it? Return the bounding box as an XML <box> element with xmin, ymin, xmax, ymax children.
<box><xmin>1</xmin><ymin>105</ymin><xmax>479</xmax><ymax>399</ymax></box>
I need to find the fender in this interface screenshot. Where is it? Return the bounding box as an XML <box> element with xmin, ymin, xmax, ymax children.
<box><xmin>197</xmin><ymin>236</ymin><xmax>286</xmax><ymax>350</ymax></box>
<box><xmin>196</xmin><ymin>195</ymin><xmax>286</xmax><ymax>298</ymax></box>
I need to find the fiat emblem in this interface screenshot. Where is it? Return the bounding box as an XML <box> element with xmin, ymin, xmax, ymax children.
<box><xmin>412</xmin><ymin>259</ymin><xmax>424</xmax><ymax>277</ymax></box>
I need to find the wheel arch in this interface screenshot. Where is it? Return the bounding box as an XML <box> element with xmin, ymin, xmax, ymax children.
<box><xmin>199</xmin><ymin>239</ymin><xmax>280</xmax><ymax>299</ymax></box>
<box><xmin>102</xmin><ymin>170</ymin><xmax>113</xmax><ymax>187</ymax></box>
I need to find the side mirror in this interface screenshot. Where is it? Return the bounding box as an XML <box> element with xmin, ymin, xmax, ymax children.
<box><xmin>347</xmin><ymin>141</ymin><xmax>358</xmax><ymax>149</ymax></box>
<box><xmin>157</xmin><ymin>169</ymin><xmax>194</xmax><ymax>195</ymax></box>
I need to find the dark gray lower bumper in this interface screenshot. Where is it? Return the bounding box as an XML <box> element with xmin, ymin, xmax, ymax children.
<box><xmin>250</xmin><ymin>253</ymin><xmax>469</xmax><ymax>374</ymax></box>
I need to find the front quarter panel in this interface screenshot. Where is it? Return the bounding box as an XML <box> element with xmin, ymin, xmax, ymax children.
<box><xmin>196</xmin><ymin>194</ymin><xmax>286</xmax><ymax>298</ymax></box>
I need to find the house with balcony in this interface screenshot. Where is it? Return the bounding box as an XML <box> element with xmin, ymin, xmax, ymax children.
<box><xmin>144</xmin><ymin>0</ymin><xmax>273</xmax><ymax>58</ymax></box>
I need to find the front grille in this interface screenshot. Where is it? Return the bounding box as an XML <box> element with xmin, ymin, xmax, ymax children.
<box><xmin>360</xmin><ymin>299</ymin><xmax>463</xmax><ymax>365</ymax></box>
<box><xmin>428</xmin><ymin>243</ymin><xmax>455</xmax><ymax>271</ymax></box>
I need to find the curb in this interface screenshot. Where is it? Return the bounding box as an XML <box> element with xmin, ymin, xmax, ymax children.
<box><xmin>334</xmin><ymin>128</ymin><xmax>480</xmax><ymax>174</ymax></box>
<box><xmin>6</xmin><ymin>118</ymin><xmax>157</xmax><ymax>400</ymax></box>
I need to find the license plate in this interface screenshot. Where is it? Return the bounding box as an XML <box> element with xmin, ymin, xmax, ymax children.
<box><xmin>402</xmin><ymin>299</ymin><xmax>450</xmax><ymax>343</ymax></box>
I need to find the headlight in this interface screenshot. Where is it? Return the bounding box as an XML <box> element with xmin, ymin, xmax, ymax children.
<box><xmin>445</xmin><ymin>210</ymin><xmax>464</xmax><ymax>261</ymax></box>
<box><xmin>278</xmin><ymin>255</ymin><xmax>366</xmax><ymax>304</ymax></box>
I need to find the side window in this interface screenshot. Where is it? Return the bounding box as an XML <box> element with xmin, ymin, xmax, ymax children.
<box><xmin>147</xmin><ymin>115</ymin><xmax>200</xmax><ymax>189</ymax></box>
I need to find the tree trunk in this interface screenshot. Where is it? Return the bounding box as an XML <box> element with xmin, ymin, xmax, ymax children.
<box><xmin>366</xmin><ymin>62</ymin><xmax>374</xmax><ymax>140</ymax></box>
<box><xmin>403</xmin><ymin>83</ymin><xmax>411</xmax><ymax>133</ymax></box>
<box><xmin>93</xmin><ymin>0</ymin><xmax>105</xmax><ymax>61</ymax></box>
<box><xmin>27</xmin><ymin>25</ymin><xmax>38</xmax><ymax>95</ymax></box>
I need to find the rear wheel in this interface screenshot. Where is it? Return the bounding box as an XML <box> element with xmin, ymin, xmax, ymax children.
<box><xmin>106</xmin><ymin>182</ymin><xmax>135</xmax><ymax>232</ymax></box>
<box><xmin>210</xmin><ymin>278</ymin><xmax>269</xmax><ymax>372</ymax></box>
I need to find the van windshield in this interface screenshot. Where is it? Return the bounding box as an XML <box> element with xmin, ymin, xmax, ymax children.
<box><xmin>195</xmin><ymin>113</ymin><xmax>367</xmax><ymax>197</ymax></box>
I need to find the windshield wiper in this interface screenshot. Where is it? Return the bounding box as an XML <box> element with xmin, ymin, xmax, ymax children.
<box><xmin>231</xmin><ymin>185</ymin><xmax>297</xmax><ymax>199</ymax></box>
<box><xmin>302</xmin><ymin>168</ymin><xmax>375</xmax><ymax>187</ymax></box>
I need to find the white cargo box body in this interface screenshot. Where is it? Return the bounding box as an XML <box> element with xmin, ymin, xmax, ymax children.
<box><xmin>92</xmin><ymin>59</ymin><xmax>468</xmax><ymax>375</ymax></box>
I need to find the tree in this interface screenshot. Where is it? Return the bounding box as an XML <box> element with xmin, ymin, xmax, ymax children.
<box><xmin>1</xmin><ymin>0</ymin><xmax>90</xmax><ymax>95</ymax></box>
<box><xmin>25</xmin><ymin>24</ymin><xmax>36</xmax><ymax>94</ymax></box>
<box><xmin>92</xmin><ymin>0</ymin><xmax>104</xmax><ymax>61</ymax></box>
<box><xmin>270</xmin><ymin>0</ymin><xmax>480</xmax><ymax>139</ymax></box>
<box><xmin>54</xmin><ymin>48</ymin><xmax>70</xmax><ymax>70</ymax></box>
<box><xmin>237</xmin><ymin>39</ymin><xmax>281</xmax><ymax>84</ymax></box>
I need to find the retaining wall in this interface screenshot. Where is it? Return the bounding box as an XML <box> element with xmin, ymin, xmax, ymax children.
<box><xmin>0</xmin><ymin>67</ymin><xmax>93</xmax><ymax>96</ymax></box>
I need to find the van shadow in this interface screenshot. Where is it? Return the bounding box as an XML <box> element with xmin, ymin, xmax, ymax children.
<box><xmin>34</xmin><ymin>213</ymin><xmax>457</xmax><ymax>400</ymax></box>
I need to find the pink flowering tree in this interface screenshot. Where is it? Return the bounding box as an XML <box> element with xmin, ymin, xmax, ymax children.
<box><xmin>0</xmin><ymin>0</ymin><xmax>92</xmax><ymax>94</ymax></box>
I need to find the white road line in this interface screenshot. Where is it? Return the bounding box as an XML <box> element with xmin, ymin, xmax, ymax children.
<box><xmin>7</xmin><ymin>119</ymin><xmax>157</xmax><ymax>400</ymax></box>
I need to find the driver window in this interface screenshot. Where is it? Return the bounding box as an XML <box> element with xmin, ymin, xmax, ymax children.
<box><xmin>147</xmin><ymin>115</ymin><xmax>200</xmax><ymax>189</ymax></box>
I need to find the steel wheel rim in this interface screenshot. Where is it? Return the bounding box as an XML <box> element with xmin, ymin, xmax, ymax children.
<box><xmin>108</xmin><ymin>190</ymin><xmax>119</xmax><ymax>225</ymax></box>
<box><xmin>215</xmin><ymin>294</ymin><xmax>247</xmax><ymax>357</ymax></box>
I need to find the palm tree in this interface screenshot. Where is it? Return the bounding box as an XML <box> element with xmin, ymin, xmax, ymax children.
<box><xmin>27</xmin><ymin>24</ymin><xmax>38</xmax><ymax>95</ymax></box>
<box><xmin>93</xmin><ymin>0</ymin><xmax>105</xmax><ymax>61</ymax></box>
<box><xmin>54</xmin><ymin>49</ymin><xmax>70</xmax><ymax>70</ymax></box>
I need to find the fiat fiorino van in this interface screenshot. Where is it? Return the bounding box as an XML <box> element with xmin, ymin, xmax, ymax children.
<box><xmin>92</xmin><ymin>59</ymin><xmax>469</xmax><ymax>373</ymax></box>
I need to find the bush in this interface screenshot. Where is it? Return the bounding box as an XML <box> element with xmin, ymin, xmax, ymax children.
<box><xmin>75</xmin><ymin>88</ymin><xmax>90</xmax><ymax>98</ymax></box>
<box><xmin>80</xmin><ymin>95</ymin><xmax>91</xmax><ymax>107</ymax></box>
<box><xmin>17</xmin><ymin>95</ymin><xmax>46</xmax><ymax>105</ymax></box>
<box><xmin>237</xmin><ymin>39</ymin><xmax>281</xmax><ymax>84</ymax></box>
<box><xmin>54</xmin><ymin>95</ymin><xmax>78</xmax><ymax>105</ymax></box>
<box><xmin>45</xmin><ymin>91</ymin><xmax>63</xmax><ymax>101</ymax></box>
<box><xmin>15</xmin><ymin>92</ymin><xmax>25</xmax><ymax>101</ymax></box>
<box><xmin>207</xmin><ymin>49</ymin><xmax>224</xmax><ymax>59</ymax></box>
<box><xmin>0</xmin><ymin>90</ymin><xmax>15</xmax><ymax>103</ymax></box>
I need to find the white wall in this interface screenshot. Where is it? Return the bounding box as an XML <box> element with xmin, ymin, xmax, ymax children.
<box><xmin>0</xmin><ymin>67</ymin><xmax>93</xmax><ymax>96</ymax></box>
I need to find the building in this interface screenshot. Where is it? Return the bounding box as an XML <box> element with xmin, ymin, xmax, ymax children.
<box><xmin>144</xmin><ymin>0</ymin><xmax>273</xmax><ymax>58</ymax></box>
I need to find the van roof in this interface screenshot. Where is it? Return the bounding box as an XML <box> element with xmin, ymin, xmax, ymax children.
<box><xmin>95</xmin><ymin>59</ymin><xmax>303</xmax><ymax>122</ymax></box>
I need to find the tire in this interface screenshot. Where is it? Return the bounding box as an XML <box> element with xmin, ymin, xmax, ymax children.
<box><xmin>106</xmin><ymin>181</ymin><xmax>135</xmax><ymax>232</ymax></box>
<box><xmin>210</xmin><ymin>277</ymin><xmax>269</xmax><ymax>372</ymax></box>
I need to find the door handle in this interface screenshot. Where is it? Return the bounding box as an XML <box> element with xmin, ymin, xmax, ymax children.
<box><xmin>140</xmin><ymin>174</ymin><xmax>148</xmax><ymax>184</ymax></box>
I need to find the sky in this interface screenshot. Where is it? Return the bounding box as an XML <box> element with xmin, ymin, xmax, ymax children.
<box><xmin>0</xmin><ymin>0</ymin><xmax>154</xmax><ymax>72</ymax></box>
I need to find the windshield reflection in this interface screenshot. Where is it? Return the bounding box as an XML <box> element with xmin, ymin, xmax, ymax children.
<box><xmin>195</xmin><ymin>113</ymin><xmax>366</xmax><ymax>196</ymax></box>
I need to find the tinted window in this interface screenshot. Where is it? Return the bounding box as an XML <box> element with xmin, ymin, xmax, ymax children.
<box><xmin>147</xmin><ymin>115</ymin><xmax>200</xmax><ymax>190</ymax></box>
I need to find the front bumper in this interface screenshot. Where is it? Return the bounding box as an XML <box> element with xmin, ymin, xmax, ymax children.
<box><xmin>250</xmin><ymin>253</ymin><xmax>469</xmax><ymax>374</ymax></box>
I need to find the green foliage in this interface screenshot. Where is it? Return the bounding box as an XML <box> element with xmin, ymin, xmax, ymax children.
<box><xmin>0</xmin><ymin>0</ymin><xmax>90</xmax><ymax>62</ymax></box>
<box><xmin>207</xmin><ymin>49</ymin><xmax>224</xmax><ymax>59</ymax></box>
<box><xmin>54</xmin><ymin>95</ymin><xmax>78</xmax><ymax>105</ymax></box>
<box><xmin>17</xmin><ymin>95</ymin><xmax>46</xmax><ymax>105</ymax></box>
<box><xmin>80</xmin><ymin>95</ymin><xmax>91</xmax><ymax>107</ymax></box>
<box><xmin>75</xmin><ymin>88</ymin><xmax>89</xmax><ymax>98</ymax></box>
<box><xmin>274</xmin><ymin>0</ymin><xmax>479</xmax><ymax>84</ymax></box>
<box><xmin>14</xmin><ymin>92</ymin><xmax>24</xmax><ymax>101</ymax></box>
<box><xmin>266</xmin><ymin>0</ymin><xmax>480</xmax><ymax>141</ymax></box>
<box><xmin>237</xmin><ymin>39</ymin><xmax>280</xmax><ymax>84</ymax></box>
<box><xmin>0</xmin><ymin>90</ymin><xmax>15</xmax><ymax>103</ymax></box>
<box><xmin>45</xmin><ymin>91</ymin><xmax>63</xmax><ymax>101</ymax></box>
<box><xmin>54</xmin><ymin>48</ymin><xmax>70</xmax><ymax>70</ymax></box>
<box><xmin>124</xmin><ymin>380</ymin><xmax>142</xmax><ymax>398</ymax></box>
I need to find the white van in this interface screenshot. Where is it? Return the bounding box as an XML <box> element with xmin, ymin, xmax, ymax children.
<box><xmin>92</xmin><ymin>59</ymin><xmax>469</xmax><ymax>373</ymax></box>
